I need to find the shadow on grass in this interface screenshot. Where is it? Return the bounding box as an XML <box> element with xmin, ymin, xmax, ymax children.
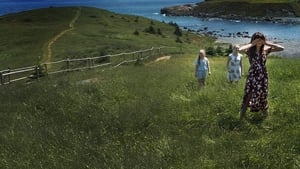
<box><xmin>217</xmin><ymin>115</ymin><xmax>243</xmax><ymax>131</ymax></box>
<box><xmin>246</xmin><ymin>112</ymin><xmax>266</xmax><ymax>126</ymax></box>
<box><xmin>217</xmin><ymin>113</ymin><xmax>267</xmax><ymax>132</ymax></box>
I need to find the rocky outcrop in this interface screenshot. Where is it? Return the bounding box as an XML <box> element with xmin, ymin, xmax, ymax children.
<box><xmin>161</xmin><ymin>1</ymin><xmax>300</xmax><ymax>24</ymax></box>
<box><xmin>161</xmin><ymin>4</ymin><xmax>196</xmax><ymax>16</ymax></box>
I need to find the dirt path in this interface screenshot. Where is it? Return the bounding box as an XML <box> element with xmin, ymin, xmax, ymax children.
<box><xmin>145</xmin><ymin>55</ymin><xmax>172</xmax><ymax>65</ymax></box>
<box><xmin>43</xmin><ymin>7</ymin><xmax>81</xmax><ymax>67</ymax></box>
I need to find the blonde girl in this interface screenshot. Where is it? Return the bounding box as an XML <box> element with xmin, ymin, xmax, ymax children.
<box><xmin>227</xmin><ymin>44</ymin><xmax>243</xmax><ymax>83</ymax></box>
<box><xmin>195</xmin><ymin>49</ymin><xmax>211</xmax><ymax>87</ymax></box>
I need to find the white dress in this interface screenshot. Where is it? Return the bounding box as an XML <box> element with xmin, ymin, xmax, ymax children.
<box><xmin>227</xmin><ymin>53</ymin><xmax>242</xmax><ymax>82</ymax></box>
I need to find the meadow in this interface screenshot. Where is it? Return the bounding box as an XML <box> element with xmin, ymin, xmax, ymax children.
<box><xmin>0</xmin><ymin>6</ymin><xmax>299</xmax><ymax>169</ymax></box>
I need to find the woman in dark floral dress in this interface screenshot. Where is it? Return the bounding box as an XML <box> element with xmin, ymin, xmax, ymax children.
<box><xmin>238</xmin><ymin>32</ymin><xmax>284</xmax><ymax>120</ymax></box>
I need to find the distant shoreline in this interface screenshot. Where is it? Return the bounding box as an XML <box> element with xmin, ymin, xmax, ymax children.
<box><xmin>161</xmin><ymin>1</ymin><xmax>300</xmax><ymax>25</ymax></box>
<box><xmin>216</xmin><ymin>37</ymin><xmax>300</xmax><ymax>58</ymax></box>
<box><xmin>161</xmin><ymin>1</ymin><xmax>300</xmax><ymax>57</ymax></box>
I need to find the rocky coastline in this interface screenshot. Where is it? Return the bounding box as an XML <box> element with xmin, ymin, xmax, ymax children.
<box><xmin>160</xmin><ymin>1</ymin><xmax>300</xmax><ymax>57</ymax></box>
<box><xmin>161</xmin><ymin>2</ymin><xmax>300</xmax><ymax>25</ymax></box>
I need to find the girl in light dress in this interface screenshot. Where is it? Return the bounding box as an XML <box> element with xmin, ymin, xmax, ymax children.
<box><xmin>227</xmin><ymin>44</ymin><xmax>243</xmax><ymax>83</ymax></box>
<box><xmin>195</xmin><ymin>49</ymin><xmax>211</xmax><ymax>87</ymax></box>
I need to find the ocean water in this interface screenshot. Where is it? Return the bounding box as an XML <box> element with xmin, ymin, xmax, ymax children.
<box><xmin>1</xmin><ymin>0</ymin><xmax>300</xmax><ymax>57</ymax></box>
<box><xmin>0</xmin><ymin>0</ymin><xmax>200</xmax><ymax>16</ymax></box>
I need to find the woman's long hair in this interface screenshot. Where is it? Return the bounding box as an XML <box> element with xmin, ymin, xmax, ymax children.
<box><xmin>248</xmin><ymin>32</ymin><xmax>266</xmax><ymax>57</ymax></box>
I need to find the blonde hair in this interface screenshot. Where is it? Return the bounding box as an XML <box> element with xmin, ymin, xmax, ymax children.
<box><xmin>233</xmin><ymin>44</ymin><xmax>239</xmax><ymax>49</ymax></box>
<box><xmin>199</xmin><ymin>49</ymin><xmax>206</xmax><ymax>57</ymax></box>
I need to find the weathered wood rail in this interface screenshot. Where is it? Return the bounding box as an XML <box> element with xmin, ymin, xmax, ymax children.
<box><xmin>0</xmin><ymin>66</ymin><xmax>40</xmax><ymax>85</ymax></box>
<box><xmin>0</xmin><ymin>46</ymin><xmax>180</xmax><ymax>85</ymax></box>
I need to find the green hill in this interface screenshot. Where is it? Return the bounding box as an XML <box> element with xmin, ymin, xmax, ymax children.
<box><xmin>0</xmin><ymin>7</ymin><xmax>300</xmax><ymax>169</ymax></box>
<box><xmin>0</xmin><ymin>6</ymin><xmax>213</xmax><ymax>70</ymax></box>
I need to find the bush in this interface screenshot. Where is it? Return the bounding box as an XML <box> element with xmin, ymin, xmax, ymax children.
<box><xmin>216</xmin><ymin>46</ymin><xmax>224</xmax><ymax>56</ymax></box>
<box><xmin>134</xmin><ymin>16</ymin><xmax>139</xmax><ymax>22</ymax></box>
<box><xmin>133</xmin><ymin>29</ymin><xmax>139</xmax><ymax>35</ymax></box>
<box><xmin>157</xmin><ymin>28</ymin><xmax>162</xmax><ymax>35</ymax></box>
<box><xmin>174</xmin><ymin>25</ymin><xmax>182</xmax><ymax>36</ymax></box>
<box><xmin>144</xmin><ymin>25</ymin><xmax>156</xmax><ymax>34</ymax></box>
<box><xmin>225</xmin><ymin>44</ymin><xmax>232</xmax><ymax>56</ymax></box>
<box><xmin>175</xmin><ymin>37</ymin><xmax>182</xmax><ymax>43</ymax></box>
<box><xmin>206</xmin><ymin>46</ymin><xmax>215</xmax><ymax>56</ymax></box>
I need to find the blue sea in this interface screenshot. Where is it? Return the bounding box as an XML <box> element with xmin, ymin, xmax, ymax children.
<box><xmin>1</xmin><ymin>0</ymin><xmax>300</xmax><ymax>57</ymax></box>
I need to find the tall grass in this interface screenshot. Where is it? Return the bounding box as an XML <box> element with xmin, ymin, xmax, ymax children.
<box><xmin>0</xmin><ymin>6</ymin><xmax>299</xmax><ymax>169</ymax></box>
<box><xmin>0</xmin><ymin>55</ymin><xmax>299</xmax><ymax>168</ymax></box>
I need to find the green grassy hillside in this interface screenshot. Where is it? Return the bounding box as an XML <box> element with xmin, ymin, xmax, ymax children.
<box><xmin>1</xmin><ymin>56</ymin><xmax>299</xmax><ymax>168</ymax></box>
<box><xmin>0</xmin><ymin>7</ymin><xmax>299</xmax><ymax>169</ymax></box>
<box><xmin>0</xmin><ymin>6</ymin><xmax>213</xmax><ymax>70</ymax></box>
<box><xmin>0</xmin><ymin>7</ymin><xmax>78</xmax><ymax>69</ymax></box>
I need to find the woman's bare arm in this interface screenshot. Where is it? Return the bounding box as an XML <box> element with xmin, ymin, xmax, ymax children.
<box><xmin>238</xmin><ymin>39</ymin><xmax>260</xmax><ymax>53</ymax></box>
<box><xmin>238</xmin><ymin>43</ymin><xmax>252</xmax><ymax>53</ymax></box>
<box><xmin>265</xmin><ymin>41</ymin><xmax>284</xmax><ymax>52</ymax></box>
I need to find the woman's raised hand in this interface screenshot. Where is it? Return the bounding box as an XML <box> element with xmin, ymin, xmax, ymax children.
<box><xmin>251</xmin><ymin>38</ymin><xmax>264</xmax><ymax>46</ymax></box>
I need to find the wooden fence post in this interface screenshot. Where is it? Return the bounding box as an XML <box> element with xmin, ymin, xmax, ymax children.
<box><xmin>90</xmin><ymin>57</ymin><xmax>94</xmax><ymax>68</ymax></box>
<box><xmin>66</xmin><ymin>59</ymin><xmax>70</xmax><ymax>71</ymax></box>
<box><xmin>35</xmin><ymin>65</ymin><xmax>40</xmax><ymax>80</ymax></box>
<box><xmin>44</xmin><ymin>64</ymin><xmax>48</xmax><ymax>76</ymax></box>
<box><xmin>159</xmin><ymin>47</ymin><xmax>161</xmax><ymax>56</ymax></box>
<box><xmin>88</xmin><ymin>58</ymin><xmax>93</xmax><ymax>69</ymax></box>
<box><xmin>152</xmin><ymin>49</ymin><xmax>154</xmax><ymax>57</ymax></box>
<box><xmin>0</xmin><ymin>71</ymin><xmax>3</xmax><ymax>85</ymax></box>
<box><xmin>151</xmin><ymin>49</ymin><xmax>153</xmax><ymax>57</ymax></box>
<box><xmin>7</xmin><ymin>68</ymin><xmax>11</xmax><ymax>84</ymax></box>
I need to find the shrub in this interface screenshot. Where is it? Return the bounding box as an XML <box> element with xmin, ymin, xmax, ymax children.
<box><xmin>133</xmin><ymin>29</ymin><xmax>139</xmax><ymax>35</ymax></box>
<box><xmin>175</xmin><ymin>37</ymin><xmax>182</xmax><ymax>43</ymax></box>
<box><xmin>144</xmin><ymin>25</ymin><xmax>156</xmax><ymax>34</ymax></box>
<box><xmin>157</xmin><ymin>28</ymin><xmax>162</xmax><ymax>35</ymax></box>
<box><xmin>206</xmin><ymin>46</ymin><xmax>215</xmax><ymax>56</ymax></box>
<box><xmin>174</xmin><ymin>25</ymin><xmax>182</xmax><ymax>36</ymax></box>
<box><xmin>225</xmin><ymin>44</ymin><xmax>232</xmax><ymax>56</ymax></box>
<box><xmin>134</xmin><ymin>16</ymin><xmax>139</xmax><ymax>22</ymax></box>
<box><xmin>216</xmin><ymin>46</ymin><xmax>224</xmax><ymax>56</ymax></box>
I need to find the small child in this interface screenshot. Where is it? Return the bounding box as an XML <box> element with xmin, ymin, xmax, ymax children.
<box><xmin>195</xmin><ymin>49</ymin><xmax>211</xmax><ymax>87</ymax></box>
<box><xmin>226</xmin><ymin>44</ymin><xmax>243</xmax><ymax>83</ymax></box>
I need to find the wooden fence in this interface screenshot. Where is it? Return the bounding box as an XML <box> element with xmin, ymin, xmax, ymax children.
<box><xmin>0</xmin><ymin>46</ymin><xmax>180</xmax><ymax>85</ymax></box>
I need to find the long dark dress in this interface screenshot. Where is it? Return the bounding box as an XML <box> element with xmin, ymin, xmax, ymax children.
<box><xmin>241</xmin><ymin>50</ymin><xmax>270</xmax><ymax>112</ymax></box>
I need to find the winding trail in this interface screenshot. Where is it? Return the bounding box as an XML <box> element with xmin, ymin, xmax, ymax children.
<box><xmin>43</xmin><ymin>7</ymin><xmax>81</xmax><ymax>68</ymax></box>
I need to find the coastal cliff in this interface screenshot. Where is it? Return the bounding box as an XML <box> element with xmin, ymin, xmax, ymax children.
<box><xmin>161</xmin><ymin>1</ymin><xmax>300</xmax><ymax>23</ymax></box>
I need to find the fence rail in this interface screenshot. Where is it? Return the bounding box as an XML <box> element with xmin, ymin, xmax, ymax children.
<box><xmin>0</xmin><ymin>46</ymin><xmax>180</xmax><ymax>85</ymax></box>
<box><xmin>0</xmin><ymin>66</ymin><xmax>40</xmax><ymax>85</ymax></box>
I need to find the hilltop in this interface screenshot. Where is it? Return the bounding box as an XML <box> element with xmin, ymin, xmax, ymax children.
<box><xmin>161</xmin><ymin>0</ymin><xmax>300</xmax><ymax>23</ymax></box>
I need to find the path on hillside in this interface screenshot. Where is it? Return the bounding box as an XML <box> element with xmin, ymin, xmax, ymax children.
<box><xmin>43</xmin><ymin>7</ymin><xmax>81</xmax><ymax>68</ymax></box>
<box><xmin>145</xmin><ymin>55</ymin><xmax>172</xmax><ymax>66</ymax></box>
